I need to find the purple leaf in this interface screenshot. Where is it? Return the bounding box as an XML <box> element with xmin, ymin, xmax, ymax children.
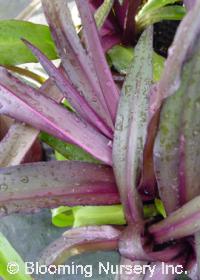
<box><xmin>22</xmin><ymin>39</ymin><xmax>113</xmax><ymax>138</ymax></box>
<box><xmin>152</xmin><ymin>37</ymin><xmax>200</xmax><ymax>275</ymax></box>
<box><xmin>154</xmin><ymin>29</ymin><xmax>200</xmax><ymax>213</ymax></box>
<box><xmin>0</xmin><ymin>161</ymin><xmax>120</xmax><ymax>216</ymax></box>
<box><xmin>178</xmin><ymin>43</ymin><xmax>200</xmax><ymax>204</ymax></box>
<box><xmin>113</xmin><ymin>27</ymin><xmax>153</xmax><ymax>223</ymax></box>
<box><xmin>146</xmin><ymin>0</ymin><xmax>200</xmax><ymax>216</ymax></box>
<box><xmin>94</xmin><ymin>0</ymin><xmax>115</xmax><ymax>30</ymax></box>
<box><xmin>0</xmin><ymin>67</ymin><xmax>63</xmax><ymax>167</ymax></box>
<box><xmin>76</xmin><ymin>0</ymin><xmax>119</xmax><ymax>122</ymax></box>
<box><xmin>153</xmin><ymin>88</ymin><xmax>184</xmax><ymax>214</ymax></box>
<box><xmin>39</xmin><ymin>225</ymin><xmax>122</xmax><ymax>265</ymax></box>
<box><xmin>102</xmin><ymin>34</ymin><xmax>121</xmax><ymax>52</ymax></box>
<box><xmin>119</xmin><ymin>225</ymin><xmax>184</xmax><ymax>262</ymax></box>
<box><xmin>0</xmin><ymin>68</ymin><xmax>112</xmax><ymax>164</ymax></box>
<box><xmin>0</xmin><ymin>123</ymin><xmax>39</xmax><ymax>167</ymax></box>
<box><xmin>149</xmin><ymin>195</ymin><xmax>200</xmax><ymax>243</ymax></box>
<box><xmin>41</xmin><ymin>0</ymin><xmax>114</xmax><ymax>131</ymax></box>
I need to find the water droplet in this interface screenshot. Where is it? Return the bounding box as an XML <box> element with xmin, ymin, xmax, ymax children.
<box><xmin>116</xmin><ymin>115</ymin><xmax>124</xmax><ymax>131</ymax></box>
<box><xmin>107</xmin><ymin>140</ymin><xmax>112</xmax><ymax>148</ymax></box>
<box><xmin>91</xmin><ymin>97</ymin><xmax>97</xmax><ymax>103</ymax></box>
<box><xmin>0</xmin><ymin>184</ymin><xmax>8</xmax><ymax>191</ymax></box>
<box><xmin>75</xmin><ymin>116</ymin><xmax>81</xmax><ymax>123</ymax></box>
<box><xmin>0</xmin><ymin>206</ymin><xmax>7</xmax><ymax>215</ymax></box>
<box><xmin>193</xmin><ymin>130</ymin><xmax>199</xmax><ymax>136</ymax></box>
<box><xmin>196</xmin><ymin>101</ymin><xmax>200</xmax><ymax>109</ymax></box>
<box><xmin>106</xmin><ymin>81</ymin><xmax>112</xmax><ymax>87</ymax></box>
<box><xmin>124</xmin><ymin>85</ymin><xmax>132</xmax><ymax>96</ymax></box>
<box><xmin>104</xmin><ymin>68</ymin><xmax>109</xmax><ymax>75</ymax></box>
<box><xmin>168</xmin><ymin>46</ymin><xmax>175</xmax><ymax>57</ymax></box>
<box><xmin>20</xmin><ymin>176</ymin><xmax>29</xmax><ymax>183</ymax></box>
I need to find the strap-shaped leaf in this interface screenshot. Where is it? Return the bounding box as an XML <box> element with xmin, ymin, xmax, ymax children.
<box><xmin>0</xmin><ymin>123</ymin><xmax>39</xmax><ymax>167</ymax></box>
<box><xmin>154</xmin><ymin>32</ymin><xmax>200</xmax><ymax>214</ymax></box>
<box><xmin>136</xmin><ymin>0</ymin><xmax>182</xmax><ymax>22</ymax></box>
<box><xmin>0</xmin><ymin>68</ymin><xmax>112</xmax><ymax>164</ymax></box>
<box><xmin>22</xmin><ymin>39</ymin><xmax>112</xmax><ymax>138</ymax></box>
<box><xmin>119</xmin><ymin>225</ymin><xmax>183</xmax><ymax>262</ymax></box>
<box><xmin>41</xmin><ymin>0</ymin><xmax>114</xmax><ymax>131</ymax></box>
<box><xmin>179</xmin><ymin>43</ymin><xmax>200</xmax><ymax>203</ymax></box>
<box><xmin>0</xmin><ymin>161</ymin><xmax>119</xmax><ymax>216</ymax></box>
<box><xmin>95</xmin><ymin>0</ymin><xmax>115</xmax><ymax>30</ymax></box>
<box><xmin>113</xmin><ymin>27</ymin><xmax>153</xmax><ymax>223</ymax></box>
<box><xmin>0</xmin><ymin>69</ymin><xmax>62</xmax><ymax>167</ymax></box>
<box><xmin>153</xmin><ymin>66</ymin><xmax>191</xmax><ymax>214</ymax></box>
<box><xmin>76</xmin><ymin>0</ymin><xmax>119</xmax><ymax>122</ymax></box>
<box><xmin>153</xmin><ymin>30</ymin><xmax>200</xmax><ymax>275</ymax></box>
<box><xmin>39</xmin><ymin>226</ymin><xmax>122</xmax><ymax>266</ymax></box>
<box><xmin>136</xmin><ymin>6</ymin><xmax>186</xmax><ymax>30</ymax></box>
<box><xmin>142</xmin><ymin>0</ymin><xmax>200</xmax><ymax>211</ymax></box>
<box><xmin>149</xmin><ymin>195</ymin><xmax>200</xmax><ymax>243</ymax></box>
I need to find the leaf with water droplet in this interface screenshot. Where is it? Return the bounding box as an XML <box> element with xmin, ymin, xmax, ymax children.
<box><xmin>113</xmin><ymin>27</ymin><xmax>153</xmax><ymax>223</ymax></box>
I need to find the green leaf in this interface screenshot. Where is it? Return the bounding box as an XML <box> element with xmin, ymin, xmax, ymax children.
<box><xmin>143</xmin><ymin>204</ymin><xmax>158</xmax><ymax>218</ymax></box>
<box><xmin>52</xmin><ymin>202</ymin><xmax>163</xmax><ymax>228</ymax></box>
<box><xmin>107</xmin><ymin>44</ymin><xmax>165</xmax><ymax>81</ymax></box>
<box><xmin>0</xmin><ymin>232</ymin><xmax>32</xmax><ymax>280</ymax></box>
<box><xmin>112</xmin><ymin>27</ymin><xmax>154</xmax><ymax>222</ymax></box>
<box><xmin>136</xmin><ymin>0</ymin><xmax>182</xmax><ymax>21</ymax></box>
<box><xmin>154</xmin><ymin>37</ymin><xmax>200</xmax><ymax>214</ymax></box>
<box><xmin>107</xmin><ymin>45</ymin><xmax>133</xmax><ymax>75</ymax></box>
<box><xmin>0</xmin><ymin>20</ymin><xmax>58</xmax><ymax>65</ymax></box>
<box><xmin>137</xmin><ymin>6</ymin><xmax>186</xmax><ymax>30</ymax></box>
<box><xmin>95</xmin><ymin>0</ymin><xmax>114</xmax><ymax>29</ymax></box>
<box><xmin>40</xmin><ymin>132</ymin><xmax>100</xmax><ymax>163</ymax></box>
<box><xmin>154</xmin><ymin>198</ymin><xmax>167</xmax><ymax>218</ymax></box>
<box><xmin>51</xmin><ymin>205</ymin><xmax>126</xmax><ymax>228</ymax></box>
<box><xmin>51</xmin><ymin>206</ymin><xmax>75</xmax><ymax>227</ymax></box>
